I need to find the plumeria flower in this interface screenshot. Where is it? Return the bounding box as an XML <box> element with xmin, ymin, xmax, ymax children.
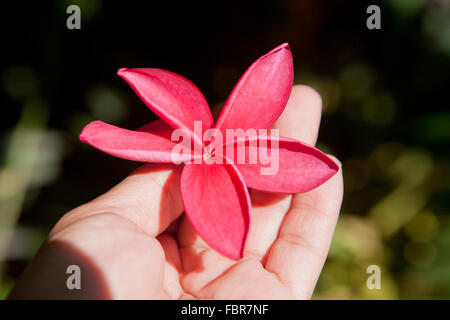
<box><xmin>79</xmin><ymin>43</ymin><xmax>338</xmax><ymax>260</ymax></box>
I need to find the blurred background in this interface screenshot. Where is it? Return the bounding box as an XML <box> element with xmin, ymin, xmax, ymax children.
<box><xmin>0</xmin><ymin>0</ymin><xmax>449</xmax><ymax>299</ymax></box>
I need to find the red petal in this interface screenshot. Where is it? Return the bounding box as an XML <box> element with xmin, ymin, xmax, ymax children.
<box><xmin>180</xmin><ymin>161</ymin><xmax>251</xmax><ymax>260</ymax></box>
<box><xmin>223</xmin><ymin>135</ymin><xmax>339</xmax><ymax>193</ymax></box>
<box><xmin>79</xmin><ymin>120</ymin><xmax>194</xmax><ymax>163</ymax></box>
<box><xmin>215</xmin><ymin>43</ymin><xmax>293</xmax><ymax>133</ymax></box>
<box><xmin>117</xmin><ymin>68</ymin><xmax>213</xmax><ymax>140</ymax></box>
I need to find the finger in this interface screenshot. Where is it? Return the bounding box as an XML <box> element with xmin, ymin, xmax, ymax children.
<box><xmin>10</xmin><ymin>213</ymin><xmax>166</xmax><ymax>299</ymax></box>
<box><xmin>180</xmin><ymin>246</ymin><xmax>237</xmax><ymax>295</ymax></box>
<box><xmin>244</xmin><ymin>85</ymin><xmax>323</xmax><ymax>259</ymax></box>
<box><xmin>178</xmin><ymin>214</ymin><xmax>241</xmax><ymax>296</ymax></box>
<box><xmin>52</xmin><ymin>163</ymin><xmax>184</xmax><ymax>237</ymax></box>
<box><xmin>158</xmin><ymin>234</ymin><xmax>184</xmax><ymax>299</ymax></box>
<box><xmin>197</xmin><ymin>259</ymin><xmax>291</xmax><ymax>299</ymax></box>
<box><xmin>179</xmin><ymin>241</ymin><xmax>291</xmax><ymax>299</ymax></box>
<box><xmin>272</xmin><ymin>84</ymin><xmax>323</xmax><ymax>144</ymax></box>
<box><xmin>265</xmin><ymin>157</ymin><xmax>343</xmax><ymax>299</ymax></box>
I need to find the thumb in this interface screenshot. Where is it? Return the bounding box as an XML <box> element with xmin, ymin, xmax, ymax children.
<box><xmin>52</xmin><ymin>163</ymin><xmax>184</xmax><ymax>237</ymax></box>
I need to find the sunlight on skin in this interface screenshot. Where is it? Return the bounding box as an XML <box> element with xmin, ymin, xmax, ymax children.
<box><xmin>9</xmin><ymin>85</ymin><xmax>343</xmax><ymax>300</ymax></box>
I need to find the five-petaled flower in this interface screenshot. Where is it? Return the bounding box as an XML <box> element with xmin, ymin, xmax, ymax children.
<box><xmin>79</xmin><ymin>43</ymin><xmax>338</xmax><ymax>260</ymax></box>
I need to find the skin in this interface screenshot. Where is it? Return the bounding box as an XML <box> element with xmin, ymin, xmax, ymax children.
<box><xmin>9</xmin><ymin>85</ymin><xmax>343</xmax><ymax>299</ymax></box>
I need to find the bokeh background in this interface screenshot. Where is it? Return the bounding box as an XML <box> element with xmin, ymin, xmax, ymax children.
<box><xmin>1</xmin><ymin>0</ymin><xmax>449</xmax><ymax>299</ymax></box>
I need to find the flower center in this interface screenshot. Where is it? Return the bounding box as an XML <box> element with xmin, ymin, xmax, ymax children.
<box><xmin>203</xmin><ymin>146</ymin><xmax>216</xmax><ymax>162</ymax></box>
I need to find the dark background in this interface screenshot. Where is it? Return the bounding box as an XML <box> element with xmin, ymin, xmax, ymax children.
<box><xmin>1</xmin><ymin>0</ymin><xmax>449</xmax><ymax>299</ymax></box>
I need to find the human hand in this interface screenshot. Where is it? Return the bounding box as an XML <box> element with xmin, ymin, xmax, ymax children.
<box><xmin>9</xmin><ymin>85</ymin><xmax>343</xmax><ymax>299</ymax></box>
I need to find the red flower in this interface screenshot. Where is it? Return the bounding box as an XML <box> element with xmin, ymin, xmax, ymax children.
<box><xmin>79</xmin><ymin>43</ymin><xmax>338</xmax><ymax>260</ymax></box>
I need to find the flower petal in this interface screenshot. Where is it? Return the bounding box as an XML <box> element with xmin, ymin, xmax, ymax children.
<box><xmin>80</xmin><ymin>120</ymin><xmax>194</xmax><ymax>163</ymax></box>
<box><xmin>117</xmin><ymin>68</ymin><xmax>213</xmax><ymax>140</ymax></box>
<box><xmin>224</xmin><ymin>135</ymin><xmax>339</xmax><ymax>193</ymax></box>
<box><xmin>180</xmin><ymin>161</ymin><xmax>251</xmax><ymax>260</ymax></box>
<box><xmin>215</xmin><ymin>43</ymin><xmax>293</xmax><ymax>133</ymax></box>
